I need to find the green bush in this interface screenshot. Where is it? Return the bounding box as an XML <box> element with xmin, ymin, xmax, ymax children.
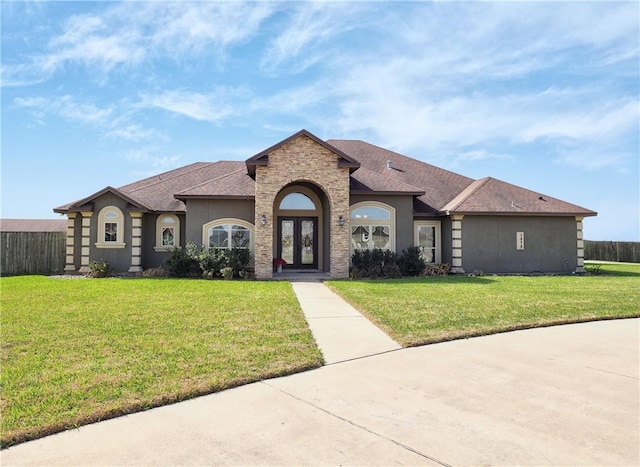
<box><xmin>397</xmin><ymin>246</ymin><xmax>427</xmax><ymax>277</ymax></box>
<box><xmin>166</xmin><ymin>242</ymin><xmax>252</xmax><ymax>279</ymax></box>
<box><xmin>87</xmin><ymin>259</ymin><xmax>110</xmax><ymax>278</ymax></box>
<box><xmin>351</xmin><ymin>249</ymin><xmax>399</xmax><ymax>279</ymax></box>
<box><xmin>198</xmin><ymin>248</ymin><xmax>227</xmax><ymax>279</ymax></box>
<box><xmin>225</xmin><ymin>248</ymin><xmax>252</xmax><ymax>279</ymax></box>
<box><xmin>166</xmin><ymin>244</ymin><xmax>200</xmax><ymax>277</ymax></box>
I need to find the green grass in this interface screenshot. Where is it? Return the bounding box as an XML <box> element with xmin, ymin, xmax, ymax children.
<box><xmin>0</xmin><ymin>277</ymin><xmax>322</xmax><ymax>447</ymax></box>
<box><xmin>327</xmin><ymin>262</ymin><xmax>640</xmax><ymax>347</ymax></box>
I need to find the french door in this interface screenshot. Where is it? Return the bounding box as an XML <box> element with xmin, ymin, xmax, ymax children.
<box><xmin>278</xmin><ymin>217</ymin><xmax>318</xmax><ymax>269</ymax></box>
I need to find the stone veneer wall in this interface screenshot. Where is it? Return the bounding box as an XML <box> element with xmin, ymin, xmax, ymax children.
<box><xmin>253</xmin><ymin>135</ymin><xmax>351</xmax><ymax>279</ymax></box>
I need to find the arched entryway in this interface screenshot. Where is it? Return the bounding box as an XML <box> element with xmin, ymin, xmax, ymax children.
<box><xmin>273</xmin><ymin>183</ymin><xmax>328</xmax><ymax>271</ymax></box>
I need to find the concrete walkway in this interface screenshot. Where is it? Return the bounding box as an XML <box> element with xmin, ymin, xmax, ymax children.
<box><xmin>2</xmin><ymin>312</ymin><xmax>638</xmax><ymax>465</ymax></box>
<box><xmin>291</xmin><ymin>281</ymin><xmax>401</xmax><ymax>364</ymax></box>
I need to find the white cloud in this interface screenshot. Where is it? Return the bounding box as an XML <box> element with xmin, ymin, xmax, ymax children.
<box><xmin>139</xmin><ymin>89</ymin><xmax>240</xmax><ymax>122</ymax></box>
<box><xmin>14</xmin><ymin>94</ymin><xmax>113</xmax><ymax>124</ymax></box>
<box><xmin>3</xmin><ymin>2</ymin><xmax>276</xmax><ymax>85</ymax></box>
<box><xmin>260</xmin><ymin>2</ymin><xmax>359</xmax><ymax>74</ymax></box>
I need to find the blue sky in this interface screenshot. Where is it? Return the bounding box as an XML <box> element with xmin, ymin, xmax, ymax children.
<box><xmin>2</xmin><ymin>1</ymin><xmax>638</xmax><ymax>240</ymax></box>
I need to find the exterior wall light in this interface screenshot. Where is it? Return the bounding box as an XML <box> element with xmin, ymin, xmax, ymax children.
<box><xmin>338</xmin><ymin>215</ymin><xmax>345</xmax><ymax>227</ymax></box>
<box><xmin>261</xmin><ymin>214</ymin><xmax>267</xmax><ymax>226</ymax></box>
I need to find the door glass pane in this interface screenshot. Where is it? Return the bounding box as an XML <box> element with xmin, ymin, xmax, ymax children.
<box><xmin>281</xmin><ymin>220</ymin><xmax>294</xmax><ymax>265</ymax></box>
<box><xmin>300</xmin><ymin>220</ymin><xmax>314</xmax><ymax>265</ymax></box>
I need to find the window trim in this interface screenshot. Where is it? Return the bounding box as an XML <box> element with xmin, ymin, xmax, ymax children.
<box><xmin>154</xmin><ymin>214</ymin><xmax>180</xmax><ymax>251</ymax></box>
<box><xmin>349</xmin><ymin>201</ymin><xmax>396</xmax><ymax>253</ymax></box>
<box><xmin>202</xmin><ymin>218</ymin><xmax>255</xmax><ymax>252</ymax></box>
<box><xmin>96</xmin><ymin>206</ymin><xmax>126</xmax><ymax>249</ymax></box>
<box><xmin>414</xmin><ymin>220</ymin><xmax>442</xmax><ymax>263</ymax></box>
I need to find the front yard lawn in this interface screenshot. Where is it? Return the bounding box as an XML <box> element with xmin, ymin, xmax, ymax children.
<box><xmin>0</xmin><ymin>277</ymin><xmax>322</xmax><ymax>447</ymax></box>
<box><xmin>327</xmin><ymin>261</ymin><xmax>640</xmax><ymax>347</ymax></box>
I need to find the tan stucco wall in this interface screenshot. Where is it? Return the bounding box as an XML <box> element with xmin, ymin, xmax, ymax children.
<box><xmin>254</xmin><ymin>134</ymin><xmax>351</xmax><ymax>279</ymax></box>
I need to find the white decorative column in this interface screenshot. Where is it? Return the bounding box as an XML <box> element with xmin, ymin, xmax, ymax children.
<box><xmin>64</xmin><ymin>213</ymin><xmax>77</xmax><ymax>272</ymax></box>
<box><xmin>129</xmin><ymin>212</ymin><xmax>143</xmax><ymax>273</ymax></box>
<box><xmin>451</xmin><ymin>215</ymin><xmax>465</xmax><ymax>274</ymax></box>
<box><xmin>575</xmin><ymin>216</ymin><xmax>585</xmax><ymax>273</ymax></box>
<box><xmin>78</xmin><ymin>211</ymin><xmax>93</xmax><ymax>273</ymax></box>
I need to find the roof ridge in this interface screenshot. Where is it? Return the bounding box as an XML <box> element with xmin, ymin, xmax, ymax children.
<box><xmin>175</xmin><ymin>167</ymin><xmax>248</xmax><ymax>194</ymax></box>
<box><xmin>441</xmin><ymin>177</ymin><xmax>492</xmax><ymax>213</ymax></box>
<box><xmin>121</xmin><ymin>162</ymin><xmax>212</xmax><ymax>194</ymax></box>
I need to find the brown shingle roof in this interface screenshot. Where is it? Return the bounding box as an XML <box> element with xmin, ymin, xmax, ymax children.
<box><xmin>1</xmin><ymin>219</ymin><xmax>67</xmax><ymax>232</ymax></box>
<box><xmin>52</xmin><ymin>132</ymin><xmax>595</xmax><ymax>219</ymax></box>
<box><xmin>350</xmin><ymin>167</ymin><xmax>424</xmax><ymax>195</ymax></box>
<box><xmin>175</xmin><ymin>165</ymin><xmax>255</xmax><ymax>199</ymax></box>
<box><xmin>328</xmin><ymin>140</ymin><xmax>473</xmax><ymax>214</ymax></box>
<box><xmin>441</xmin><ymin>177</ymin><xmax>597</xmax><ymax>216</ymax></box>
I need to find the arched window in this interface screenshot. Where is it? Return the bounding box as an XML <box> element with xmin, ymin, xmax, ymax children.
<box><xmin>96</xmin><ymin>206</ymin><xmax>125</xmax><ymax>248</ymax></box>
<box><xmin>202</xmin><ymin>219</ymin><xmax>254</xmax><ymax>252</ymax></box>
<box><xmin>155</xmin><ymin>214</ymin><xmax>180</xmax><ymax>251</ymax></box>
<box><xmin>279</xmin><ymin>193</ymin><xmax>316</xmax><ymax>210</ymax></box>
<box><xmin>349</xmin><ymin>202</ymin><xmax>395</xmax><ymax>252</ymax></box>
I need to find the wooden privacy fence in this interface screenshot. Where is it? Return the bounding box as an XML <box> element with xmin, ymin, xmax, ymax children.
<box><xmin>1</xmin><ymin>231</ymin><xmax>66</xmax><ymax>275</ymax></box>
<box><xmin>584</xmin><ymin>241</ymin><xmax>640</xmax><ymax>263</ymax></box>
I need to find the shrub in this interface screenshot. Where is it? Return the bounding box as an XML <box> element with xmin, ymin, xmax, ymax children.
<box><xmin>421</xmin><ymin>263</ymin><xmax>451</xmax><ymax>276</ymax></box>
<box><xmin>166</xmin><ymin>242</ymin><xmax>252</xmax><ymax>279</ymax></box>
<box><xmin>87</xmin><ymin>259</ymin><xmax>110</xmax><ymax>278</ymax></box>
<box><xmin>166</xmin><ymin>244</ymin><xmax>200</xmax><ymax>277</ymax></box>
<box><xmin>351</xmin><ymin>249</ymin><xmax>399</xmax><ymax>279</ymax></box>
<box><xmin>397</xmin><ymin>246</ymin><xmax>427</xmax><ymax>277</ymax></box>
<box><xmin>225</xmin><ymin>248</ymin><xmax>252</xmax><ymax>278</ymax></box>
<box><xmin>220</xmin><ymin>267</ymin><xmax>234</xmax><ymax>280</ymax></box>
<box><xmin>199</xmin><ymin>248</ymin><xmax>227</xmax><ymax>279</ymax></box>
<box><xmin>142</xmin><ymin>267</ymin><xmax>168</xmax><ymax>278</ymax></box>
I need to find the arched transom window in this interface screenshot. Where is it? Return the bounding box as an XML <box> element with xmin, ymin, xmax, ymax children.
<box><xmin>279</xmin><ymin>193</ymin><xmax>316</xmax><ymax>210</ymax></box>
<box><xmin>202</xmin><ymin>219</ymin><xmax>254</xmax><ymax>252</ymax></box>
<box><xmin>349</xmin><ymin>202</ymin><xmax>395</xmax><ymax>252</ymax></box>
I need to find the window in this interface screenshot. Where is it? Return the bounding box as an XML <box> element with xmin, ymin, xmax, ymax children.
<box><xmin>155</xmin><ymin>214</ymin><xmax>180</xmax><ymax>251</ymax></box>
<box><xmin>350</xmin><ymin>202</ymin><xmax>395</xmax><ymax>252</ymax></box>
<box><xmin>414</xmin><ymin>221</ymin><xmax>441</xmax><ymax>263</ymax></box>
<box><xmin>202</xmin><ymin>219</ymin><xmax>254</xmax><ymax>252</ymax></box>
<box><xmin>96</xmin><ymin>206</ymin><xmax>125</xmax><ymax>248</ymax></box>
<box><xmin>279</xmin><ymin>193</ymin><xmax>316</xmax><ymax>210</ymax></box>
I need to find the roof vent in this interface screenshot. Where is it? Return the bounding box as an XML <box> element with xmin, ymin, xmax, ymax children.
<box><xmin>386</xmin><ymin>160</ymin><xmax>392</xmax><ymax>169</ymax></box>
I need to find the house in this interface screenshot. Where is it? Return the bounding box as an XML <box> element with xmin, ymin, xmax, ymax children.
<box><xmin>54</xmin><ymin>129</ymin><xmax>596</xmax><ymax>278</ymax></box>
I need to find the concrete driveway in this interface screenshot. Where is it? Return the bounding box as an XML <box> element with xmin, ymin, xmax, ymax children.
<box><xmin>3</xmin><ymin>318</ymin><xmax>638</xmax><ymax>466</ymax></box>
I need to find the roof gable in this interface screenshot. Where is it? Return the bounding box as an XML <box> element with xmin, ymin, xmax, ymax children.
<box><xmin>54</xmin><ymin>186</ymin><xmax>150</xmax><ymax>213</ymax></box>
<box><xmin>246</xmin><ymin>129</ymin><xmax>360</xmax><ymax>176</ymax></box>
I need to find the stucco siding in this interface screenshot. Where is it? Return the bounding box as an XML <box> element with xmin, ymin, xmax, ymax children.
<box><xmin>184</xmin><ymin>199</ymin><xmax>255</xmax><ymax>245</ymax></box>
<box><xmin>89</xmin><ymin>193</ymin><xmax>132</xmax><ymax>272</ymax></box>
<box><xmin>462</xmin><ymin>216</ymin><xmax>577</xmax><ymax>273</ymax></box>
<box><xmin>140</xmin><ymin>213</ymin><xmax>186</xmax><ymax>269</ymax></box>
